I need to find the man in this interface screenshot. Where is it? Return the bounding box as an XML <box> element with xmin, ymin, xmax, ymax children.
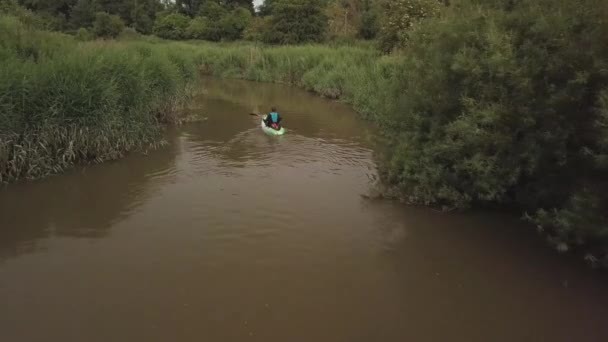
<box><xmin>264</xmin><ymin>107</ymin><xmax>282</xmax><ymax>130</ymax></box>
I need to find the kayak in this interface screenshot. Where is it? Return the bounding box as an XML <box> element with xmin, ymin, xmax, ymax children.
<box><xmin>261</xmin><ymin>115</ymin><xmax>285</xmax><ymax>136</ymax></box>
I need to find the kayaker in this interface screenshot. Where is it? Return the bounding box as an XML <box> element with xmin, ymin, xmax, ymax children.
<box><xmin>264</xmin><ymin>107</ymin><xmax>282</xmax><ymax>130</ymax></box>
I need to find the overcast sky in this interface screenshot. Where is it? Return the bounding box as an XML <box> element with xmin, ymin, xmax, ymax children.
<box><xmin>254</xmin><ymin>0</ymin><xmax>263</xmax><ymax>9</ymax></box>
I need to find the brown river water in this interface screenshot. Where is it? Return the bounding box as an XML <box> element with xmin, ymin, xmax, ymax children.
<box><xmin>1</xmin><ymin>78</ymin><xmax>608</xmax><ymax>342</ymax></box>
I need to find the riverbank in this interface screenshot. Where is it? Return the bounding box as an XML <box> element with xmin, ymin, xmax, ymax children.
<box><xmin>0</xmin><ymin>16</ymin><xmax>201</xmax><ymax>183</ymax></box>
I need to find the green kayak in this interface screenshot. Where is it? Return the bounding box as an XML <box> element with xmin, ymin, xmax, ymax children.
<box><xmin>261</xmin><ymin>115</ymin><xmax>285</xmax><ymax>136</ymax></box>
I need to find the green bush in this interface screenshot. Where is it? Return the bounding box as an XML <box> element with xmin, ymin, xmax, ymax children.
<box><xmin>75</xmin><ymin>27</ymin><xmax>93</xmax><ymax>41</ymax></box>
<box><xmin>69</xmin><ymin>0</ymin><xmax>98</xmax><ymax>29</ymax></box>
<box><xmin>0</xmin><ymin>0</ymin><xmax>42</xmax><ymax>27</ymax></box>
<box><xmin>198</xmin><ymin>1</ymin><xmax>228</xmax><ymax>20</ymax></box>
<box><xmin>378</xmin><ymin>0</ymin><xmax>443</xmax><ymax>53</ymax></box>
<box><xmin>131</xmin><ymin>5</ymin><xmax>154</xmax><ymax>34</ymax></box>
<box><xmin>219</xmin><ymin>7</ymin><xmax>252</xmax><ymax>41</ymax></box>
<box><xmin>380</xmin><ymin>0</ymin><xmax>608</xmax><ymax>255</ymax></box>
<box><xmin>358</xmin><ymin>0</ymin><xmax>380</xmax><ymax>40</ymax></box>
<box><xmin>263</xmin><ymin>0</ymin><xmax>328</xmax><ymax>44</ymax></box>
<box><xmin>118</xmin><ymin>27</ymin><xmax>140</xmax><ymax>40</ymax></box>
<box><xmin>243</xmin><ymin>16</ymin><xmax>270</xmax><ymax>41</ymax></box>
<box><xmin>93</xmin><ymin>12</ymin><xmax>125</xmax><ymax>38</ymax></box>
<box><xmin>153</xmin><ymin>12</ymin><xmax>190</xmax><ymax>40</ymax></box>
<box><xmin>185</xmin><ymin>16</ymin><xmax>208</xmax><ymax>40</ymax></box>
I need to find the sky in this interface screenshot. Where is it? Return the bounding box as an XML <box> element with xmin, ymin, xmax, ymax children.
<box><xmin>254</xmin><ymin>0</ymin><xmax>264</xmax><ymax>9</ymax></box>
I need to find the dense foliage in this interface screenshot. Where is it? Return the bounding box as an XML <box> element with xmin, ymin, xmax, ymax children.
<box><xmin>0</xmin><ymin>15</ymin><xmax>201</xmax><ymax>183</ymax></box>
<box><xmin>375</xmin><ymin>0</ymin><xmax>607</xmax><ymax>264</ymax></box>
<box><xmin>3</xmin><ymin>0</ymin><xmax>379</xmax><ymax>43</ymax></box>
<box><xmin>377</xmin><ymin>0</ymin><xmax>443</xmax><ymax>52</ymax></box>
<box><xmin>262</xmin><ymin>0</ymin><xmax>328</xmax><ymax>44</ymax></box>
<box><xmin>92</xmin><ymin>11</ymin><xmax>124</xmax><ymax>38</ymax></box>
<box><xmin>154</xmin><ymin>12</ymin><xmax>190</xmax><ymax>40</ymax></box>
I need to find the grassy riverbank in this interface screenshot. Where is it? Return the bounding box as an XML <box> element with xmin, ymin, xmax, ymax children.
<box><xmin>0</xmin><ymin>16</ymin><xmax>201</xmax><ymax>183</ymax></box>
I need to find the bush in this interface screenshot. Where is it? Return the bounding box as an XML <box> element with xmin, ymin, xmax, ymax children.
<box><xmin>219</xmin><ymin>7</ymin><xmax>252</xmax><ymax>41</ymax></box>
<box><xmin>37</xmin><ymin>11</ymin><xmax>68</xmax><ymax>31</ymax></box>
<box><xmin>263</xmin><ymin>0</ymin><xmax>328</xmax><ymax>44</ymax></box>
<box><xmin>0</xmin><ymin>0</ymin><xmax>41</xmax><ymax>28</ymax></box>
<box><xmin>131</xmin><ymin>5</ymin><xmax>154</xmax><ymax>34</ymax></box>
<box><xmin>69</xmin><ymin>0</ymin><xmax>98</xmax><ymax>29</ymax></box>
<box><xmin>185</xmin><ymin>16</ymin><xmax>208</xmax><ymax>40</ymax></box>
<box><xmin>359</xmin><ymin>0</ymin><xmax>380</xmax><ymax>40</ymax></box>
<box><xmin>243</xmin><ymin>16</ymin><xmax>270</xmax><ymax>41</ymax></box>
<box><xmin>198</xmin><ymin>1</ymin><xmax>227</xmax><ymax>20</ymax></box>
<box><xmin>118</xmin><ymin>27</ymin><xmax>140</xmax><ymax>40</ymax></box>
<box><xmin>93</xmin><ymin>12</ymin><xmax>124</xmax><ymax>38</ymax></box>
<box><xmin>381</xmin><ymin>0</ymin><xmax>608</xmax><ymax>254</ymax></box>
<box><xmin>153</xmin><ymin>13</ymin><xmax>190</xmax><ymax>40</ymax></box>
<box><xmin>378</xmin><ymin>0</ymin><xmax>443</xmax><ymax>53</ymax></box>
<box><xmin>74</xmin><ymin>27</ymin><xmax>93</xmax><ymax>41</ymax></box>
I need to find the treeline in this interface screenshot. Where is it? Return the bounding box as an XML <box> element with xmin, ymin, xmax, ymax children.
<box><xmin>2</xmin><ymin>0</ymin><xmax>385</xmax><ymax>43</ymax></box>
<box><xmin>1</xmin><ymin>0</ymin><xmax>443</xmax><ymax>47</ymax></box>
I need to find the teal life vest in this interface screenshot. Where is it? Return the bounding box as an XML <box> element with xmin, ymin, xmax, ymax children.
<box><xmin>270</xmin><ymin>112</ymin><xmax>279</xmax><ymax>123</ymax></box>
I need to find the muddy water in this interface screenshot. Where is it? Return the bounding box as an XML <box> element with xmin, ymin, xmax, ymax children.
<box><xmin>1</xmin><ymin>78</ymin><xmax>607</xmax><ymax>342</ymax></box>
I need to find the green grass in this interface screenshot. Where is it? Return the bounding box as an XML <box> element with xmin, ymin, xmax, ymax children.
<box><xmin>0</xmin><ymin>16</ymin><xmax>202</xmax><ymax>183</ymax></box>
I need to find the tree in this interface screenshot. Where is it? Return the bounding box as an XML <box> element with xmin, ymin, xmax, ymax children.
<box><xmin>153</xmin><ymin>12</ymin><xmax>189</xmax><ymax>39</ymax></box>
<box><xmin>1</xmin><ymin>0</ymin><xmax>42</xmax><ymax>27</ymax></box>
<box><xmin>243</xmin><ymin>15</ymin><xmax>271</xmax><ymax>41</ymax></box>
<box><xmin>224</xmin><ymin>0</ymin><xmax>254</xmax><ymax>13</ymax></box>
<box><xmin>131</xmin><ymin>3</ymin><xmax>154</xmax><ymax>34</ymax></box>
<box><xmin>219</xmin><ymin>6</ymin><xmax>252</xmax><ymax>40</ymax></box>
<box><xmin>185</xmin><ymin>15</ymin><xmax>207</xmax><ymax>39</ymax></box>
<box><xmin>19</xmin><ymin>0</ymin><xmax>77</xmax><ymax>19</ymax></box>
<box><xmin>358</xmin><ymin>0</ymin><xmax>378</xmax><ymax>39</ymax></box>
<box><xmin>75</xmin><ymin>27</ymin><xmax>94</xmax><ymax>40</ymax></box>
<box><xmin>258</xmin><ymin>0</ymin><xmax>276</xmax><ymax>16</ymax></box>
<box><xmin>263</xmin><ymin>0</ymin><xmax>328</xmax><ymax>44</ymax></box>
<box><xmin>176</xmin><ymin>0</ymin><xmax>202</xmax><ymax>17</ymax></box>
<box><xmin>378</xmin><ymin>0</ymin><xmax>443</xmax><ymax>52</ymax></box>
<box><xmin>382</xmin><ymin>0</ymin><xmax>608</xmax><ymax>257</ymax></box>
<box><xmin>92</xmin><ymin>11</ymin><xmax>124</xmax><ymax>38</ymax></box>
<box><xmin>198</xmin><ymin>0</ymin><xmax>227</xmax><ymax>20</ymax></box>
<box><xmin>69</xmin><ymin>0</ymin><xmax>99</xmax><ymax>28</ymax></box>
<box><xmin>96</xmin><ymin>0</ymin><xmax>135</xmax><ymax>23</ymax></box>
<box><xmin>326</xmin><ymin>0</ymin><xmax>357</xmax><ymax>40</ymax></box>
<box><xmin>195</xmin><ymin>1</ymin><xmax>227</xmax><ymax>40</ymax></box>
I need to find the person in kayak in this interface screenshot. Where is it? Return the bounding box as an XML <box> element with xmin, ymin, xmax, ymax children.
<box><xmin>264</xmin><ymin>107</ymin><xmax>282</xmax><ymax>130</ymax></box>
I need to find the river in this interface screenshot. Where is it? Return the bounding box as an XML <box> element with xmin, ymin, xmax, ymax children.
<box><xmin>1</xmin><ymin>78</ymin><xmax>607</xmax><ymax>342</ymax></box>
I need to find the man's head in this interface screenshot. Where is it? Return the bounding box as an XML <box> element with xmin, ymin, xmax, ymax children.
<box><xmin>271</xmin><ymin>106</ymin><xmax>277</xmax><ymax>112</ymax></box>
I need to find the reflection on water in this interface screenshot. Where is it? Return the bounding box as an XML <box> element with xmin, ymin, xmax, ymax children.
<box><xmin>0</xmin><ymin>78</ymin><xmax>607</xmax><ymax>342</ymax></box>
<box><xmin>0</xmin><ymin>133</ymin><xmax>180</xmax><ymax>260</ymax></box>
